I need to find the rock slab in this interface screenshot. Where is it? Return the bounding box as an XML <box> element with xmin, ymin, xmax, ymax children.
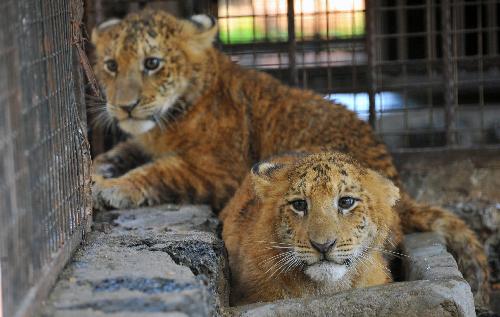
<box><xmin>41</xmin><ymin>204</ymin><xmax>476</xmax><ymax>317</ymax></box>
<box><xmin>394</xmin><ymin>149</ymin><xmax>500</xmax><ymax>286</ymax></box>
<box><xmin>40</xmin><ymin>205</ymin><xmax>229</xmax><ymax>317</ymax></box>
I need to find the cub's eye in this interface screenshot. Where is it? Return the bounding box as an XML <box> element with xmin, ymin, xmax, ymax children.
<box><xmin>144</xmin><ymin>57</ymin><xmax>162</xmax><ymax>71</ymax></box>
<box><xmin>290</xmin><ymin>199</ymin><xmax>308</xmax><ymax>214</ymax></box>
<box><xmin>104</xmin><ymin>59</ymin><xmax>118</xmax><ymax>73</ymax></box>
<box><xmin>338</xmin><ymin>197</ymin><xmax>357</xmax><ymax>211</ymax></box>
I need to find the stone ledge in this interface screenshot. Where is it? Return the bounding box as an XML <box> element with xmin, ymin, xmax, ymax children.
<box><xmin>40</xmin><ymin>205</ymin><xmax>476</xmax><ymax>317</ymax></box>
<box><xmin>394</xmin><ymin>150</ymin><xmax>500</xmax><ymax>290</ymax></box>
<box><xmin>231</xmin><ymin>232</ymin><xmax>475</xmax><ymax>317</ymax></box>
<box><xmin>232</xmin><ymin>279</ymin><xmax>473</xmax><ymax>317</ymax></box>
<box><xmin>40</xmin><ymin>205</ymin><xmax>229</xmax><ymax>317</ymax></box>
<box><xmin>402</xmin><ymin>232</ymin><xmax>463</xmax><ymax>281</ymax></box>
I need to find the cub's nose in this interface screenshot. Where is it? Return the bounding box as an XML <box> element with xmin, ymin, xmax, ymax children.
<box><xmin>310</xmin><ymin>239</ymin><xmax>337</xmax><ymax>254</ymax></box>
<box><xmin>118</xmin><ymin>100</ymin><xmax>140</xmax><ymax>115</ymax></box>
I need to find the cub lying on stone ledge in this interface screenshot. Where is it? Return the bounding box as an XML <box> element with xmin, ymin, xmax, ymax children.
<box><xmin>90</xmin><ymin>10</ymin><xmax>489</xmax><ymax>305</ymax></box>
<box><xmin>220</xmin><ymin>152</ymin><xmax>401</xmax><ymax>305</ymax></box>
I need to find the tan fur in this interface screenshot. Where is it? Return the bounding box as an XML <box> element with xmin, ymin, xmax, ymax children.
<box><xmin>220</xmin><ymin>152</ymin><xmax>400</xmax><ymax>304</ymax></box>
<box><xmin>90</xmin><ymin>10</ymin><xmax>490</xmax><ymax>305</ymax></box>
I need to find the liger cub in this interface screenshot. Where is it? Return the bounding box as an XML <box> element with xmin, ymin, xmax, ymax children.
<box><xmin>220</xmin><ymin>152</ymin><xmax>401</xmax><ymax>305</ymax></box>
<box><xmin>90</xmin><ymin>10</ymin><xmax>489</xmax><ymax>305</ymax></box>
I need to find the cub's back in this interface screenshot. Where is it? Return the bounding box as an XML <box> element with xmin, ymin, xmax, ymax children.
<box><xmin>217</xmin><ymin>59</ymin><xmax>398</xmax><ymax>183</ymax></box>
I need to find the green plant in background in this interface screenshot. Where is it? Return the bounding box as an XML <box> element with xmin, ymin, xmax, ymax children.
<box><xmin>218</xmin><ymin>17</ymin><xmax>286</xmax><ymax>44</ymax></box>
<box><xmin>219</xmin><ymin>12</ymin><xmax>365</xmax><ymax>44</ymax></box>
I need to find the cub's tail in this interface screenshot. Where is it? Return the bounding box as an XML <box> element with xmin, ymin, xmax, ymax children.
<box><xmin>397</xmin><ymin>194</ymin><xmax>490</xmax><ymax>307</ymax></box>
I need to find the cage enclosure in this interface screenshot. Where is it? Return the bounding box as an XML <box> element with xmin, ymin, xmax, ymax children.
<box><xmin>0</xmin><ymin>0</ymin><xmax>499</xmax><ymax>316</ymax></box>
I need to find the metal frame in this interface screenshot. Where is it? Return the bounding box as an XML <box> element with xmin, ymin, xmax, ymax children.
<box><xmin>220</xmin><ymin>0</ymin><xmax>500</xmax><ymax>149</ymax></box>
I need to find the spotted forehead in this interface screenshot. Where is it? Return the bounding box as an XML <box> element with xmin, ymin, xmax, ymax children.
<box><xmin>286</xmin><ymin>155</ymin><xmax>365</xmax><ymax>194</ymax></box>
<box><xmin>103</xmin><ymin>13</ymin><xmax>181</xmax><ymax>53</ymax></box>
<box><xmin>127</xmin><ymin>13</ymin><xmax>180</xmax><ymax>36</ymax></box>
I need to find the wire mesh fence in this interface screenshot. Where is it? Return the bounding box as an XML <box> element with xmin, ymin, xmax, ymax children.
<box><xmin>0</xmin><ymin>0</ymin><xmax>91</xmax><ymax>316</ymax></box>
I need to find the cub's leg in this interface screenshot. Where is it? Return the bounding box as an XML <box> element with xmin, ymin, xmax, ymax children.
<box><xmin>92</xmin><ymin>140</ymin><xmax>151</xmax><ymax>178</ymax></box>
<box><xmin>92</xmin><ymin>154</ymin><xmax>237</xmax><ymax>211</ymax></box>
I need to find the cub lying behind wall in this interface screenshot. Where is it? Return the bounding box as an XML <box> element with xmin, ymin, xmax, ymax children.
<box><xmin>220</xmin><ymin>151</ymin><xmax>400</xmax><ymax>305</ymax></box>
<box><xmin>89</xmin><ymin>10</ymin><xmax>489</xmax><ymax>305</ymax></box>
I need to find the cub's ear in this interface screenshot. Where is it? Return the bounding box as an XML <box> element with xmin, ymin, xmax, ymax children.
<box><xmin>366</xmin><ymin>169</ymin><xmax>400</xmax><ymax>207</ymax></box>
<box><xmin>250</xmin><ymin>161</ymin><xmax>285</xmax><ymax>197</ymax></box>
<box><xmin>183</xmin><ymin>14</ymin><xmax>218</xmax><ymax>51</ymax></box>
<box><xmin>91</xmin><ymin>18</ymin><xmax>122</xmax><ymax>46</ymax></box>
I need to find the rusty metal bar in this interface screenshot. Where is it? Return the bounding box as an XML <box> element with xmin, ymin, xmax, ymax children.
<box><xmin>477</xmin><ymin>0</ymin><xmax>485</xmax><ymax>144</ymax></box>
<box><xmin>396</xmin><ymin>0</ymin><xmax>409</xmax><ymax>147</ymax></box>
<box><xmin>425</xmin><ymin>0</ymin><xmax>434</xmax><ymax>133</ymax></box>
<box><xmin>366</xmin><ymin>0</ymin><xmax>377</xmax><ymax>128</ymax></box>
<box><xmin>488</xmin><ymin>1</ymin><xmax>498</xmax><ymax>55</ymax></box>
<box><xmin>287</xmin><ymin>0</ymin><xmax>298</xmax><ymax>86</ymax></box>
<box><xmin>441</xmin><ymin>0</ymin><xmax>457</xmax><ymax>146</ymax></box>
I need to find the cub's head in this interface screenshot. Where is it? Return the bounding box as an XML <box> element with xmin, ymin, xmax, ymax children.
<box><xmin>91</xmin><ymin>11</ymin><xmax>217</xmax><ymax>135</ymax></box>
<box><xmin>251</xmin><ymin>152</ymin><xmax>400</xmax><ymax>284</ymax></box>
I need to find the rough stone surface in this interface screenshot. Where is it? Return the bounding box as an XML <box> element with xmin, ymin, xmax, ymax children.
<box><xmin>396</xmin><ymin>150</ymin><xmax>500</xmax><ymax>314</ymax></box>
<box><xmin>40</xmin><ymin>204</ymin><xmax>479</xmax><ymax>316</ymax></box>
<box><xmin>233</xmin><ymin>280</ymin><xmax>473</xmax><ymax>317</ymax></box>
<box><xmin>231</xmin><ymin>232</ymin><xmax>476</xmax><ymax>317</ymax></box>
<box><xmin>40</xmin><ymin>205</ymin><xmax>229</xmax><ymax>317</ymax></box>
<box><xmin>402</xmin><ymin>233</ymin><xmax>462</xmax><ymax>281</ymax></box>
<box><xmin>394</xmin><ymin>150</ymin><xmax>500</xmax><ymax>287</ymax></box>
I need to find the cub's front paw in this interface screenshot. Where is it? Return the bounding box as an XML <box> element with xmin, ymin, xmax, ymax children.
<box><xmin>92</xmin><ymin>175</ymin><xmax>146</xmax><ymax>210</ymax></box>
<box><xmin>93</xmin><ymin>163</ymin><xmax>120</xmax><ymax>178</ymax></box>
<box><xmin>92</xmin><ymin>153</ymin><xmax>125</xmax><ymax>178</ymax></box>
